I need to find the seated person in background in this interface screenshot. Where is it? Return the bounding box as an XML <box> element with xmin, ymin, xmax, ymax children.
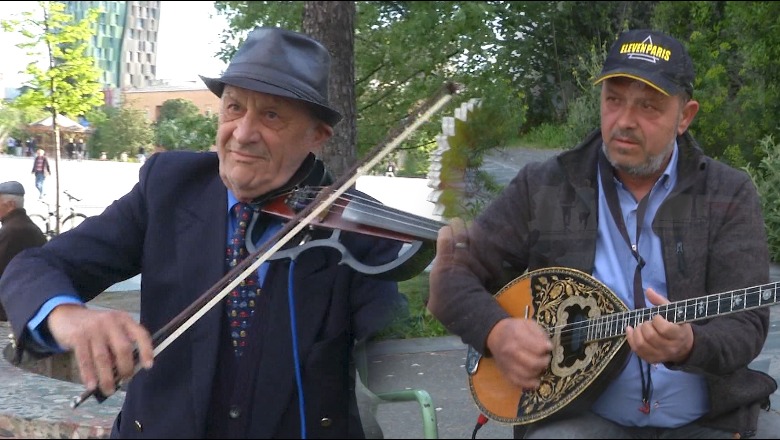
<box><xmin>0</xmin><ymin>181</ymin><xmax>47</xmax><ymax>320</ymax></box>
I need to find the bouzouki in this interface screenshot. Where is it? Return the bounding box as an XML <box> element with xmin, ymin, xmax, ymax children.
<box><xmin>466</xmin><ymin>266</ymin><xmax>780</xmax><ymax>425</ymax></box>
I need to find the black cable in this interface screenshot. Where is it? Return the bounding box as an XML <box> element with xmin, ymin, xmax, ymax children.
<box><xmin>471</xmin><ymin>413</ymin><xmax>489</xmax><ymax>439</ymax></box>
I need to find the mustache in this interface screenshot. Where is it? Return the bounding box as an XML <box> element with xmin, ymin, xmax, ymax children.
<box><xmin>610</xmin><ymin>129</ymin><xmax>642</xmax><ymax>144</ymax></box>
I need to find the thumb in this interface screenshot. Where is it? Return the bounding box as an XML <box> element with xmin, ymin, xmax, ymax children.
<box><xmin>645</xmin><ymin>287</ymin><xmax>670</xmax><ymax>306</ymax></box>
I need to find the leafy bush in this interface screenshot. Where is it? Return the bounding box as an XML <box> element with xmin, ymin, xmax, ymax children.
<box><xmin>745</xmin><ymin>134</ymin><xmax>780</xmax><ymax>262</ymax></box>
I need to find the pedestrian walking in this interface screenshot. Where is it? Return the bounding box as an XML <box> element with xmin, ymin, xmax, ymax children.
<box><xmin>31</xmin><ymin>148</ymin><xmax>51</xmax><ymax>199</ymax></box>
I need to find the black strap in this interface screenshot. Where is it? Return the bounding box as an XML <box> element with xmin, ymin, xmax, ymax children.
<box><xmin>598</xmin><ymin>150</ymin><xmax>654</xmax><ymax>414</ymax></box>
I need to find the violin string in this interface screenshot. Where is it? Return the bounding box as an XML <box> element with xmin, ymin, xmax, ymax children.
<box><xmin>276</xmin><ymin>186</ymin><xmax>446</xmax><ymax>238</ymax></box>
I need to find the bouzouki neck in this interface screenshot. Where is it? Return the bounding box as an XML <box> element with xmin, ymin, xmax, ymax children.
<box><xmin>587</xmin><ymin>281</ymin><xmax>780</xmax><ymax>342</ymax></box>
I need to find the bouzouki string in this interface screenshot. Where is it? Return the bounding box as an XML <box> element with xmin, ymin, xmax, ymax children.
<box><xmin>598</xmin><ymin>150</ymin><xmax>654</xmax><ymax>415</ymax></box>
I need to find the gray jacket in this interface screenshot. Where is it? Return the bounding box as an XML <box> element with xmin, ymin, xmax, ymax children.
<box><xmin>430</xmin><ymin>129</ymin><xmax>777</xmax><ymax>436</ymax></box>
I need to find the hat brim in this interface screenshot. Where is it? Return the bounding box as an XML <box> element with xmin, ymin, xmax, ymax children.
<box><xmin>593</xmin><ymin>69</ymin><xmax>685</xmax><ymax>97</ymax></box>
<box><xmin>200</xmin><ymin>75</ymin><xmax>342</xmax><ymax>127</ymax></box>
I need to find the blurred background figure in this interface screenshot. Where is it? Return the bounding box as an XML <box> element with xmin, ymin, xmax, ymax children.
<box><xmin>31</xmin><ymin>149</ymin><xmax>51</xmax><ymax>199</ymax></box>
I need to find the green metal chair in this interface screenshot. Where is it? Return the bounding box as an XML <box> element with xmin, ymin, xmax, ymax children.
<box><xmin>354</xmin><ymin>339</ymin><xmax>439</xmax><ymax>439</ymax></box>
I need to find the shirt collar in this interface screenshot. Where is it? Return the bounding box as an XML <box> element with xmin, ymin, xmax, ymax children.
<box><xmin>227</xmin><ymin>190</ymin><xmax>239</xmax><ymax>214</ymax></box>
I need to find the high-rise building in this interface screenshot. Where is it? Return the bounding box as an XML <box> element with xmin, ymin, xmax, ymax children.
<box><xmin>63</xmin><ymin>1</ymin><xmax>160</xmax><ymax>98</ymax></box>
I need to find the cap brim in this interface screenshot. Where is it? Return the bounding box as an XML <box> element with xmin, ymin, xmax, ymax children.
<box><xmin>199</xmin><ymin>75</ymin><xmax>342</xmax><ymax>127</ymax></box>
<box><xmin>593</xmin><ymin>70</ymin><xmax>683</xmax><ymax>97</ymax></box>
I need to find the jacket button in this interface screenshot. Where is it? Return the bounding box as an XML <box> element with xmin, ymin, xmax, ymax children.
<box><xmin>134</xmin><ymin>420</ymin><xmax>143</xmax><ymax>432</ymax></box>
<box><xmin>229</xmin><ymin>406</ymin><xmax>241</xmax><ymax>419</ymax></box>
<box><xmin>320</xmin><ymin>417</ymin><xmax>332</xmax><ymax>427</ymax></box>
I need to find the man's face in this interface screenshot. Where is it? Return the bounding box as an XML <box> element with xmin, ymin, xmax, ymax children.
<box><xmin>0</xmin><ymin>196</ymin><xmax>15</xmax><ymax>220</ymax></box>
<box><xmin>216</xmin><ymin>86</ymin><xmax>333</xmax><ymax>201</ymax></box>
<box><xmin>600</xmin><ymin>77</ymin><xmax>698</xmax><ymax>179</ymax></box>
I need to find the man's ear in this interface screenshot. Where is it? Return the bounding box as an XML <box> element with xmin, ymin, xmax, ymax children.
<box><xmin>310</xmin><ymin>121</ymin><xmax>334</xmax><ymax>154</ymax></box>
<box><xmin>678</xmin><ymin>99</ymin><xmax>700</xmax><ymax>135</ymax></box>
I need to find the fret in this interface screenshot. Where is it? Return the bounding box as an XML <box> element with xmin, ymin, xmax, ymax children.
<box><xmin>582</xmin><ymin>281</ymin><xmax>780</xmax><ymax>343</ymax></box>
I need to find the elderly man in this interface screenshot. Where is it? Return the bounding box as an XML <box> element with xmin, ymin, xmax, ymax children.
<box><xmin>0</xmin><ymin>27</ymin><xmax>408</xmax><ymax>438</ymax></box>
<box><xmin>0</xmin><ymin>181</ymin><xmax>47</xmax><ymax>320</ymax></box>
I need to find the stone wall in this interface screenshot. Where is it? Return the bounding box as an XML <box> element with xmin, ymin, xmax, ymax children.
<box><xmin>0</xmin><ymin>323</ymin><xmax>122</xmax><ymax>439</ymax></box>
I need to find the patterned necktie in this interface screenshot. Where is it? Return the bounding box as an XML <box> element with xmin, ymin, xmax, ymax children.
<box><xmin>225</xmin><ymin>202</ymin><xmax>260</xmax><ymax>357</ymax></box>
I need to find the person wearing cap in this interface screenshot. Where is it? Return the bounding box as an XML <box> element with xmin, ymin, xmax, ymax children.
<box><xmin>0</xmin><ymin>27</ymin><xmax>408</xmax><ymax>438</ymax></box>
<box><xmin>0</xmin><ymin>181</ymin><xmax>47</xmax><ymax>320</ymax></box>
<box><xmin>427</xmin><ymin>29</ymin><xmax>778</xmax><ymax>438</ymax></box>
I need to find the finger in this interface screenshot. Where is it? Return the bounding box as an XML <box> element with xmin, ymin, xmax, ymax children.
<box><xmin>449</xmin><ymin>218</ymin><xmax>469</xmax><ymax>250</ymax></box>
<box><xmin>436</xmin><ymin>222</ymin><xmax>455</xmax><ymax>250</ymax></box>
<box><xmin>125</xmin><ymin>322</ymin><xmax>155</xmax><ymax>370</ymax></box>
<box><xmin>106</xmin><ymin>321</ymin><xmax>140</xmax><ymax>378</ymax></box>
<box><xmin>90</xmin><ymin>338</ymin><xmax>120</xmax><ymax>397</ymax></box>
<box><xmin>73</xmin><ymin>343</ymin><xmax>98</xmax><ymax>392</ymax></box>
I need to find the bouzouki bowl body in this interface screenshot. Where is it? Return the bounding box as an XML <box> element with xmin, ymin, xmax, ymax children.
<box><xmin>469</xmin><ymin>267</ymin><xmax>629</xmax><ymax>425</ymax></box>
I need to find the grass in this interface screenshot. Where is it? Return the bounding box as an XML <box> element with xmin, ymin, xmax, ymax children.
<box><xmin>515</xmin><ymin>123</ymin><xmax>571</xmax><ymax>150</ymax></box>
<box><xmin>373</xmin><ymin>271</ymin><xmax>450</xmax><ymax>341</ymax></box>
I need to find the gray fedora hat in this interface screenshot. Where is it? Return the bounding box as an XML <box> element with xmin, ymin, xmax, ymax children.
<box><xmin>200</xmin><ymin>27</ymin><xmax>342</xmax><ymax>127</ymax></box>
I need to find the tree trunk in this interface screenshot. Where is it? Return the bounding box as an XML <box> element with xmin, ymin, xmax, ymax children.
<box><xmin>302</xmin><ymin>1</ymin><xmax>356</xmax><ymax>179</ymax></box>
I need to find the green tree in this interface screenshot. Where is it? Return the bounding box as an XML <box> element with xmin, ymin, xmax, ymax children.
<box><xmin>89</xmin><ymin>105</ymin><xmax>153</xmax><ymax>160</ymax></box>
<box><xmin>154</xmin><ymin>99</ymin><xmax>217</xmax><ymax>151</ymax></box>
<box><xmin>1</xmin><ymin>1</ymin><xmax>103</xmax><ymax>230</ymax></box>
<box><xmin>213</xmin><ymin>1</ymin><xmax>519</xmax><ymax>177</ymax></box>
<box><xmin>157</xmin><ymin>98</ymin><xmax>200</xmax><ymax>122</ymax></box>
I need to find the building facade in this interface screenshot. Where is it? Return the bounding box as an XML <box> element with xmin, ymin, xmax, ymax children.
<box><xmin>63</xmin><ymin>1</ymin><xmax>160</xmax><ymax>95</ymax></box>
<box><xmin>121</xmin><ymin>83</ymin><xmax>219</xmax><ymax>122</ymax></box>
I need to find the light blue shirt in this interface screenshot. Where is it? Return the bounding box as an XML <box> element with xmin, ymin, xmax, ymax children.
<box><xmin>27</xmin><ymin>190</ymin><xmax>282</xmax><ymax>352</ymax></box>
<box><xmin>590</xmin><ymin>144</ymin><xmax>710</xmax><ymax>427</ymax></box>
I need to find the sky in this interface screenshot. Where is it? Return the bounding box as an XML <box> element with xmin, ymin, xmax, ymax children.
<box><xmin>0</xmin><ymin>1</ymin><xmax>229</xmax><ymax>88</ymax></box>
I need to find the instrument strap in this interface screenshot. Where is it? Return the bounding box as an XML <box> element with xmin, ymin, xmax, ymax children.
<box><xmin>598</xmin><ymin>149</ymin><xmax>654</xmax><ymax>414</ymax></box>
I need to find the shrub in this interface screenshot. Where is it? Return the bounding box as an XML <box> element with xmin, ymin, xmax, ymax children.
<box><xmin>745</xmin><ymin>134</ymin><xmax>780</xmax><ymax>262</ymax></box>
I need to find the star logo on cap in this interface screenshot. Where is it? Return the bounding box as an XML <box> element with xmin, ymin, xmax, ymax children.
<box><xmin>626</xmin><ymin>35</ymin><xmax>661</xmax><ymax>64</ymax></box>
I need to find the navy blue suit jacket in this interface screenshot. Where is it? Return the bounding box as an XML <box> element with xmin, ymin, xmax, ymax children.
<box><xmin>0</xmin><ymin>151</ymin><xmax>405</xmax><ymax>438</ymax></box>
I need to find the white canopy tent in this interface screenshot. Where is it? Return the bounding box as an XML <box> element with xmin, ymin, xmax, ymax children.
<box><xmin>28</xmin><ymin>114</ymin><xmax>88</xmax><ymax>133</ymax></box>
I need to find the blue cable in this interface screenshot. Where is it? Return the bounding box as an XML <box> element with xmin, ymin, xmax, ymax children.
<box><xmin>287</xmin><ymin>259</ymin><xmax>306</xmax><ymax>439</ymax></box>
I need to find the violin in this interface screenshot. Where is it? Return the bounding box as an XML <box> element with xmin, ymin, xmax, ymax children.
<box><xmin>259</xmin><ymin>184</ymin><xmax>444</xmax><ymax>281</ymax></box>
<box><xmin>70</xmin><ymin>82</ymin><xmax>460</xmax><ymax>409</ymax></box>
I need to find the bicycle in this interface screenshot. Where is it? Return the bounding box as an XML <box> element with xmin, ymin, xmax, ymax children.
<box><xmin>29</xmin><ymin>190</ymin><xmax>89</xmax><ymax>239</ymax></box>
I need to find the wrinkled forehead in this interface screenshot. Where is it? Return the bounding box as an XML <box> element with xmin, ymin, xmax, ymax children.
<box><xmin>222</xmin><ymin>85</ymin><xmax>304</xmax><ymax>107</ymax></box>
<box><xmin>221</xmin><ymin>84</ymin><xmax>320</xmax><ymax>121</ymax></box>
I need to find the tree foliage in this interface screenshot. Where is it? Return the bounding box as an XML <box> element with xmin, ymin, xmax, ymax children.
<box><xmin>153</xmin><ymin>98</ymin><xmax>218</xmax><ymax>151</ymax></box>
<box><xmin>213</xmin><ymin>1</ymin><xmax>525</xmax><ymax>177</ymax></box>
<box><xmin>1</xmin><ymin>0</ymin><xmax>104</xmax><ymax>229</ymax></box>
<box><xmin>1</xmin><ymin>2</ymin><xmax>104</xmax><ymax>122</ymax></box>
<box><xmin>88</xmin><ymin>105</ymin><xmax>153</xmax><ymax>160</ymax></box>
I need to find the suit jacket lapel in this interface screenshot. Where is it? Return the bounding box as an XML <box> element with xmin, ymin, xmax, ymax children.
<box><xmin>173</xmin><ymin>173</ymin><xmax>227</xmax><ymax>426</ymax></box>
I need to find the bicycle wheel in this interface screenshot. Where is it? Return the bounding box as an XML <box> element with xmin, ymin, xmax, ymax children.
<box><xmin>29</xmin><ymin>214</ymin><xmax>50</xmax><ymax>236</ymax></box>
<box><xmin>60</xmin><ymin>213</ymin><xmax>88</xmax><ymax>232</ymax></box>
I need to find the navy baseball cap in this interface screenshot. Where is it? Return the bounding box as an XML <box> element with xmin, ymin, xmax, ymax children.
<box><xmin>0</xmin><ymin>181</ymin><xmax>25</xmax><ymax>196</ymax></box>
<box><xmin>594</xmin><ymin>29</ymin><xmax>695</xmax><ymax>97</ymax></box>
